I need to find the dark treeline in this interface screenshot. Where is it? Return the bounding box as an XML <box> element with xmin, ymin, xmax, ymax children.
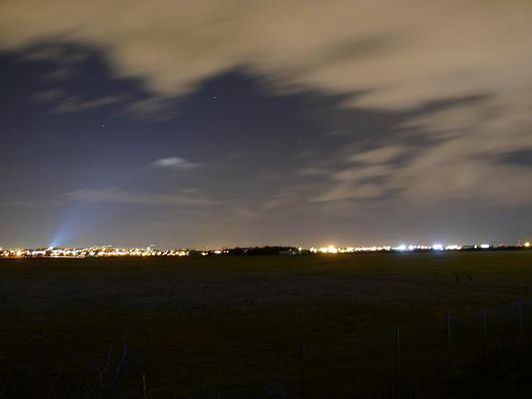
<box><xmin>191</xmin><ymin>246</ymin><xmax>308</xmax><ymax>256</ymax></box>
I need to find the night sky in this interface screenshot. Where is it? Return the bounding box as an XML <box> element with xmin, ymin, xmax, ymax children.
<box><xmin>1</xmin><ymin>1</ymin><xmax>531</xmax><ymax>248</ymax></box>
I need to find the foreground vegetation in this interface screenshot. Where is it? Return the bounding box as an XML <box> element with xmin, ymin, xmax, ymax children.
<box><xmin>1</xmin><ymin>251</ymin><xmax>531</xmax><ymax>398</ymax></box>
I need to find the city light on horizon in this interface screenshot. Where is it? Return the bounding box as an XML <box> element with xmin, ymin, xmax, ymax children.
<box><xmin>2</xmin><ymin>239</ymin><xmax>530</xmax><ymax>259</ymax></box>
<box><xmin>1</xmin><ymin>0</ymin><xmax>532</xmax><ymax>253</ymax></box>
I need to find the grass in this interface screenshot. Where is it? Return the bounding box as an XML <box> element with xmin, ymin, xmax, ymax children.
<box><xmin>1</xmin><ymin>251</ymin><xmax>532</xmax><ymax>397</ymax></box>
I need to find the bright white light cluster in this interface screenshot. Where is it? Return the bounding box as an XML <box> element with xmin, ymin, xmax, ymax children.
<box><xmin>310</xmin><ymin>245</ymin><xmax>339</xmax><ymax>254</ymax></box>
<box><xmin>307</xmin><ymin>242</ymin><xmax>499</xmax><ymax>254</ymax></box>
<box><xmin>310</xmin><ymin>243</ymin><xmax>458</xmax><ymax>254</ymax></box>
<box><xmin>445</xmin><ymin>245</ymin><xmax>462</xmax><ymax>250</ymax></box>
<box><xmin>393</xmin><ymin>243</ymin><xmax>464</xmax><ymax>252</ymax></box>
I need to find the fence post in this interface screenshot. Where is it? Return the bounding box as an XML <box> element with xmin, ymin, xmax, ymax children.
<box><xmin>482</xmin><ymin>309</ymin><xmax>488</xmax><ymax>357</ymax></box>
<box><xmin>446</xmin><ymin>314</ymin><xmax>452</xmax><ymax>369</ymax></box>
<box><xmin>518</xmin><ymin>299</ymin><xmax>523</xmax><ymax>340</ymax></box>
<box><xmin>395</xmin><ymin>325</ymin><xmax>401</xmax><ymax>391</ymax></box>
<box><xmin>300</xmin><ymin>343</ymin><xmax>308</xmax><ymax>399</ymax></box>
<box><xmin>141</xmin><ymin>373</ymin><xmax>146</xmax><ymax>399</ymax></box>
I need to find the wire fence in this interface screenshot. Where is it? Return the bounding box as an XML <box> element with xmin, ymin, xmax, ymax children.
<box><xmin>294</xmin><ymin>299</ymin><xmax>532</xmax><ymax>398</ymax></box>
<box><xmin>2</xmin><ymin>299</ymin><xmax>532</xmax><ymax>398</ymax></box>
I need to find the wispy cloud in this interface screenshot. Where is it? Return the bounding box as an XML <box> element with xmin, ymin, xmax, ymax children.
<box><xmin>52</xmin><ymin>95</ymin><xmax>126</xmax><ymax>113</ymax></box>
<box><xmin>348</xmin><ymin>145</ymin><xmax>409</xmax><ymax>164</ymax></box>
<box><xmin>153</xmin><ymin>156</ymin><xmax>199</xmax><ymax>170</ymax></box>
<box><xmin>126</xmin><ymin>97</ymin><xmax>177</xmax><ymax>121</ymax></box>
<box><xmin>21</xmin><ymin>45</ymin><xmax>87</xmax><ymax>64</ymax></box>
<box><xmin>32</xmin><ymin>88</ymin><xmax>66</xmax><ymax>102</ymax></box>
<box><xmin>306</xmin><ymin>97</ymin><xmax>532</xmax><ymax>205</ymax></box>
<box><xmin>43</xmin><ymin>67</ymin><xmax>72</xmax><ymax>81</ymax></box>
<box><xmin>66</xmin><ymin>187</ymin><xmax>217</xmax><ymax>206</ymax></box>
<box><xmin>0</xmin><ymin>200</ymin><xmax>63</xmax><ymax>208</ymax></box>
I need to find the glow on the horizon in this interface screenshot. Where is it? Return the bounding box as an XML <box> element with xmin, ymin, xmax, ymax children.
<box><xmin>445</xmin><ymin>244</ymin><xmax>462</xmax><ymax>250</ymax></box>
<box><xmin>1</xmin><ymin>241</ymin><xmax>528</xmax><ymax>258</ymax></box>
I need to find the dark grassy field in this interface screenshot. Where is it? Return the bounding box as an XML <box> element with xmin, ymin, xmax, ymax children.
<box><xmin>1</xmin><ymin>251</ymin><xmax>532</xmax><ymax>398</ymax></box>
